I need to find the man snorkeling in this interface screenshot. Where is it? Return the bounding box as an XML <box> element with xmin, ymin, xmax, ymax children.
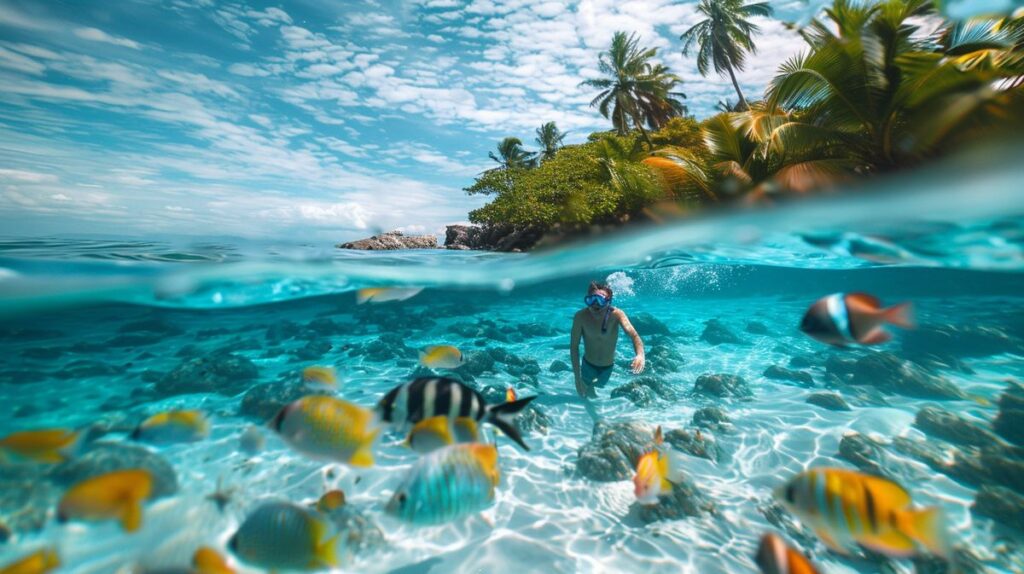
<box><xmin>570</xmin><ymin>281</ymin><xmax>645</xmax><ymax>398</ymax></box>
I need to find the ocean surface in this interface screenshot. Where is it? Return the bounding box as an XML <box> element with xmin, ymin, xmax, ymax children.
<box><xmin>1</xmin><ymin>155</ymin><xmax>1023</xmax><ymax>573</ymax></box>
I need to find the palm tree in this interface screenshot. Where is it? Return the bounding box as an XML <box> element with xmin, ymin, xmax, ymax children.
<box><xmin>488</xmin><ymin>137</ymin><xmax>534</xmax><ymax>170</ymax></box>
<box><xmin>681</xmin><ymin>0</ymin><xmax>774</xmax><ymax>111</ymax></box>
<box><xmin>534</xmin><ymin>122</ymin><xmax>566</xmax><ymax>163</ymax></box>
<box><xmin>581</xmin><ymin>31</ymin><xmax>686</xmax><ymax>148</ymax></box>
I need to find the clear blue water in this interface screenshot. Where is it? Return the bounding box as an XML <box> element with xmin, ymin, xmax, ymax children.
<box><xmin>1</xmin><ymin>157</ymin><xmax>1023</xmax><ymax>573</ymax></box>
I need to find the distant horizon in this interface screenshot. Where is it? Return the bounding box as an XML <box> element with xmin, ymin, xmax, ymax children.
<box><xmin>0</xmin><ymin>0</ymin><xmax>820</xmax><ymax>242</ymax></box>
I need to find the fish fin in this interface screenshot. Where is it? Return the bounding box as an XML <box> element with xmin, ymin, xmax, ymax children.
<box><xmin>858</xmin><ymin>529</ymin><xmax>917</xmax><ymax>558</ymax></box>
<box><xmin>315</xmin><ymin>532</ymin><xmax>342</xmax><ymax>568</ymax></box>
<box><xmin>859</xmin><ymin>328</ymin><xmax>892</xmax><ymax>345</ymax></box>
<box><xmin>814</xmin><ymin>528</ymin><xmax>848</xmax><ymax>555</ymax></box>
<box><xmin>882</xmin><ymin>303</ymin><xmax>915</xmax><ymax>329</ymax></box>
<box><xmin>120</xmin><ymin>499</ymin><xmax>144</xmax><ymax>532</ymax></box>
<box><xmin>664</xmin><ymin>450</ymin><xmax>687</xmax><ymax>484</ymax></box>
<box><xmin>857</xmin><ymin>472</ymin><xmax>913</xmax><ymax>507</ymax></box>
<box><xmin>453</xmin><ymin>417</ymin><xmax>479</xmax><ymax>443</ymax></box>
<box><xmin>900</xmin><ymin>506</ymin><xmax>950</xmax><ymax>558</ymax></box>
<box><xmin>653</xmin><ymin>425</ymin><xmax>663</xmax><ymax>445</ymax></box>
<box><xmin>356</xmin><ymin>288</ymin><xmax>379</xmax><ymax>304</ymax></box>
<box><xmin>658</xmin><ymin>476</ymin><xmax>674</xmax><ymax>494</ymax></box>
<box><xmin>485</xmin><ymin>396</ymin><xmax>537</xmax><ymax>451</ymax></box>
<box><xmin>349</xmin><ymin>445</ymin><xmax>374</xmax><ymax>468</ymax></box>
<box><xmin>846</xmin><ymin>292</ymin><xmax>882</xmax><ymax>310</ymax></box>
<box><xmin>410</xmin><ymin>416</ymin><xmax>453</xmax><ymax>443</ymax></box>
<box><xmin>470</xmin><ymin>443</ymin><xmax>500</xmax><ymax>485</ymax></box>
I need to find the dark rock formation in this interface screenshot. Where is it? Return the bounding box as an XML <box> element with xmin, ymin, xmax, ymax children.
<box><xmin>240</xmin><ymin>382</ymin><xmax>312</xmax><ymax>422</ymax></box>
<box><xmin>663</xmin><ymin>429</ymin><xmax>722</xmax><ymax>462</ymax></box>
<box><xmin>118</xmin><ymin>318</ymin><xmax>183</xmax><ymax>336</ymax></box>
<box><xmin>746</xmin><ymin>321</ymin><xmax>771</xmax><ymax>335</ymax></box>
<box><xmin>903</xmin><ymin>324</ymin><xmax>1022</xmax><ymax>359</ymax></box>
<box><xmin>994</xmin><ymin>381</ymin><xmax>1024</xmax><ymax>447</ymax></box>
<box><xmin>700</xmin><ymin>319</ymin><xmax>742</xmax><ymax>345</ymax></box>
<box><xmin>806</xmin><ymin>392</ymin><xmax>851</xmax><ymax>411</ymax></box>
<box><xmin>635</xmin><ymin>475</ymin><xmax>714</xmax><ymax>523</ymax></box>
<box><xmin>914</xmin><ymin>406</ymin><xmax>997</xmax><ymax>447</ymax></box>
<box><xmin>638</xmin><ymin>336</ymin><xmax>687</xmax><ymax>375</ymax></box>
<box><xmin>692</xmin><ymin>407</ymin><xmax>731</xmax><ymax>432</ymax></box>
<box><xmin>548</xmin><ymin>359</ymin><xmax>570</xmax><ymax>373</ymax></box>
<box><xmin>610</xmin><ymin>381</ymin><xmax>655</xmax><ymax>407</ymax></box>
<box><xmin>850</xmin><ymin>352</ymin><xmax>964</xmax><ymax>400</ymax></box>
<box><xmin>577</xmin><ymin>421</ymin><xmax>655</xmax><ymax>481</ymax></box>
<box><xmin>973</xmin><ymin>486</ymin><xmax>1024</xmax><ymax>532</ymax></box>
<box><xmin>337</xmin><ymin>230</ymin><xmax>438</xmax><ymax>250</ymax></box>
<box><xmin>763</xmin><ymin>365</ymin><xmax>814</xmax><ymax>387</ymax></box>
<box><xmin>693</xmin><ymin>374</ymin><xmax>752</xmax><ymax>398</ymax></box>
<box><xmin>444</xmin><ymin>224</ymin><xmax>544</xmax><ymax>252</ymax></box>
<box><xmin>630</xmin><ymin>313</ymin><xmax>673</xmax><ymax>336</ymax></box>
<box><xmin>51</xmin><ymin>442</ymin><xmax>178</xmax><ymax>497</ymax></box>
<box><xmin>155</xmin><ymin>352</ymin><xmax>258</xmax><ymax>397</ymax></box>
<box><xmin>0</xmin><ymin>469</ymin><xmax>60</xmax><ymax>537</ymax></box>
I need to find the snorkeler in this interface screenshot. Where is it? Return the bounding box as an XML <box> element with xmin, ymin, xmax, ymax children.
<box><xmin>570</xmin><ymin>281</ymin><xmax>645</xmax><ymax>398</ymax></box>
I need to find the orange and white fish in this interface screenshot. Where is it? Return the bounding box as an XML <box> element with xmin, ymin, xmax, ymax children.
<box><xmin>405</xmin><ymin>416</ymin><xmax>480</xmax><ymax>454</ymax></box>
<box><xmin>131</xmin><ymin>410</ymin><xmax>210</xmax><ymax>444</ymax></box>
<box><xmin>756</xmin><ymin>533</ymin><xmax>820</xmax><ymax>574</ymax></box>
<box><xmin>0</xmin><ymin>429</ymin><xmax>79</xmax><ymax>464</ymax></box>
<box><xmin>271</xmin><ymin>396</ymin><xmax>379</xmax><ymax>467</ymax></box>
<box><xmin>418</xmin><ymin>345</ymin><xmax>464</xmax><ymax>369</ymax></box>
<box><xmin>777</xmin><ymin>467</ymin><xmax>949</xmax><ymax>558</ymax></box>
<box><xmin>356</xmin><ymin>287</ymin><xmax>423</xmax><ymax>304</ymax></box>
<box><xmin>302</xmin><ymin>365</ymin><xmax>338</xmax><ymax>389</ymax></box>
<box><xmin>800</xmin><ymin>292</ymin><xmax>914</xmax><ymax>346</ymax></box>
<box><xmin>633</xmin><ymin>426</ymin><xmax>685</xmax><ymax>505</ymax></box>
<box><xmin>57</xmin><ymin>469</ymin><xmax>153</xmax><ymax>532</ymax></box>
<box><xmin>192</xmin><ymin>546</ymin><xmax>235</xmax><ymax>574</ymax></box>
<box><xmin>0</xmin><ymin>547</ymin><xmax>60</xmax><ymax>574</ymax></box>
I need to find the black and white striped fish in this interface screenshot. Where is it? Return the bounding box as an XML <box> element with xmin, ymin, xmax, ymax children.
<box><xmin>376</xmin><ymin>377</ymin><xmax>536</xmax><ymax>451</ymax></box>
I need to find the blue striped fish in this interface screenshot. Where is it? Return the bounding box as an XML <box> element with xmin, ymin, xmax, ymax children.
<box><xmin>777</xmin><ymin>468</ymin><xmax>949</xmax><ymax>558</ymax></box>
<box><xmin>385</xmin><ymin>443</ymin><xmax>499</xmax><ymax>525</ymax></box>
<box><xmin>228</xmin><ymin>501</ymin><xmax>340</xmax><ymax>570</ymax></box>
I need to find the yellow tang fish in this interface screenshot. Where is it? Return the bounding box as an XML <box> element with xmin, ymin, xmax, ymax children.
<box><xmin>0</xmin><ymin>429</ymin><xmax>79</xmax><ymax>464</ymax></box>
<box><xmin>0</xmin><ymin>547</ymin><xmax>59</xmax><ymax>574</ymax></box>
<box><xmin>302</xmin><ymin>365</ymin><xmax>338</xmax><ymax>389</ymax></box>
<box><xmin>228</xmin><ymin>501</ymin><xmax>341</xmax><ymax>570</ymax></box>
<box><xmin>131</xmin><ymin>410</ymin><xmax>210</xmax><ymax>444</ymax></box>
<box><xmin>756</xmin><ymin>533</ymin><xmax>820</xmax><ymax>574</ymax></box>
<box><xmin>418</xmin><ymin>345</ymin><xmax>464</xmax><ymax>369</ymax></box>
<box><xmin>317</xmin><ymin>490</ymin><xmax>346</xmax><ymax>513</ymax></box>
<box><xmin>57</xmin><ymin>469</ymin><xmax>153</xmax><ymax>532</ymax></box>
<box><xmin>271</xmin><ymin>396</ymin><xmax>379</xmax><ymax>467</ymax></box>
<box><xmin>192</xmin><ymin>546</ymin><xmax>235</xmax><ymax>574</ymax></box>
<box><xmin>356</xmin><ymin>287</ymin><xmax>423</xmax><ymax>304</ymax></box>
<box><xmin>777</xmin><ymin>467</ymin><xmax>949</xmax><ymax>558</ymax></box>
<box><xmin>633</xmin><ymin>426</ymin><xmax>685</xmax><ymax>505</ymax></box>
<box><xmin>405</xmin><ymin>415</ymin><xmax>480</xmax><ymax>454</ymax></box>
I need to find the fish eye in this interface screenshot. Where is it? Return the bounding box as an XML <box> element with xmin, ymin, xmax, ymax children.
<box><xmin>785</xmin><ymin>484</ymin><xmax>796</xmax><ymax>504</ymax></box>
<box><xmin>396</xmin><ymin>492</ymin><xmax>407</xmax><ymax>506</ymax></box>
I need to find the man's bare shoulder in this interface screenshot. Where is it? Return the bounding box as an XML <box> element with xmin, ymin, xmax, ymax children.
<box><xmin>573</xmin><ymin>308</ymin><xmax>588</xmax><ymax>321</ymax></box>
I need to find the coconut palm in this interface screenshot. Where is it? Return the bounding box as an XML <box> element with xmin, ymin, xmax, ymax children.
<box><xmin>581</xmin><ymin>31</ymin><xmax>687</xmax><ymax>147</ymax></box>
<box><xmin>488</xmin><ymin>137</ymin><xmax>535</xmax><ymax>170</ymax></box>
<box><xmin>534</xmin><ymin>122</ymin><xmax>566</xmax><ymax>163</ymax></box>
<box><xmin>681</xmin><ymin>0</ymin><xmax>773</xmax><ymax>111</ymax></box>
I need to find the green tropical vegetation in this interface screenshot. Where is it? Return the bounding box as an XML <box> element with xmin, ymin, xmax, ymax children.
<box><xmin>465</xmin><ymin>0</ymin><xmax>1024</xmax><ymax>237</ymax></box>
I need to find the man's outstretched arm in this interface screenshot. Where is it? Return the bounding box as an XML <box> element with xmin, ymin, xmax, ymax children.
<box><xmin>617</xmin><ymin>310</ymin><xmax>645</xmax><ymax>374</ymax></box>
<box><xmin>569</xmin><ymin>314</ymin><xmax>586</xmax><ymax>396</ymax></box>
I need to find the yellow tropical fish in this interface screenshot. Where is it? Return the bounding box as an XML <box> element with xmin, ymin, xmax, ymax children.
<box><xmin>633</xmin><ymin>426</ymin><xmax>685</xmax><ymax>505</ymax></box>
<box><xmin>228</xmin><ymin>502</ymin><xmax>341</xmax><ymax>570</ymax></box>
<box><xmin>506</xmin><ymin>387</ymin><xmax>517</xmax><ymax>402</ymax></box>
<box><xmin>57</xmin><ymin>469</ymin><xmax>153</xmax><ymax>532</ymax></box>
<box><xmin>756</xmin><ymin>532</ymin><xmax>820</xmax><ymax>574</ymax></box>
<box><xmin>271</xmin><ymin>396</ymin><xmax>379</xmax><ymax>466</ymax></box>
<box><xmin>406</xmin><ymin>415</ymin><xmax>480</xmax><ymax>454</ymax></box>
<box><xmin>777</xmin><ymin>467</ymin><xmax>949</xmax><ymax>558</ymax></box>
<box><xmin>302</xmin><ymin>365</ymin><xmax>338</xmax><ymax>389</ymax></box>
<box><xmin>356</xmin><ymin>287</ymin><xmax>423</xmax><ymax>304</ymax></box>
<box><xmin>131</xmin><ymin>410</ymin><xmax>210</xmax><ymax>444</ymax></box>
<box><xmin>317</xmin><ymin>490</ymin><xmax>346</xmax><ymax>512</ymax></box>
<box><xmin>0</xmin><ymin>428</ymin><xmax>79</xmax><ymax>464</ymax></box>
<box><xmin>192</xmin><ymin>546</ymin><xmax>235</xmax><ymax>574</ymax></box>
<box><xmin>0</xmin><ymin>547</ymin><xmax>59</xmax><ymax>574</ymax></box>
<box><xmin>418</xmin><ymin>345</ymin><xmax>464</xmax><ymax>369</ymax></box>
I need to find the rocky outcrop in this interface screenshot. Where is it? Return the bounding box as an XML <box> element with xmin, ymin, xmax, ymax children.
<box><xmin>337</xmin><ymin>230</ymin><xmax>438</xmax><ymax>250</ymax></box>
<box><xmin>994</xmin><ymin>380</ymin><xmax>1024</xmax><ymax>447</ymax></box>
<box><xmin>806</xmin><ymin>392</ymin><xmax>851</xmax><ymax>411</ymax></box>
<box><xmin>692</xmin><ymin>407</ymin><xmax>731</xmax><ymax>432</ymax></box>
<box><xmin>693</xmin><ymin>374</ymin><xmax>752</xmax><ymax>399</ymax></box>
<box><xmin>576</xmin><ymin>421</ymin><xmax>656</xmax><ymax>481</ymax></box>
<box><xmin>663</xmin><ymin>429</ymin><xmax>722</xmax><ymax>462</ymax></box>
<box><xmin>635</xmin><ymin>475</ymin><xmax>714</xmax><ymax>523</ymax></box>
<box><xmin>444</xmin><ymin>224</ymin><xmax>544</xmax><ymax>252</ymax></box>
<box><xmin>973</xmin><ymin>486</ymin><xmax>1024</xmax><ymax>532</ymax></box>
<box><xmin>700</xmin><ymin>319</ymin><xmax>742</xmax><ymax>345</ymax></box>
<box><xmin>763</xmin><ymin>365</ymin><xmax>814</xmax><ymax>387</ymax></box>
<box><xmin>849</xmin><ymin>352</ymin><xmax>965</xmax><ymax>400</ymax></box>
<box><xmin>914</xmin><ymin>406</ymin><xmax>997</xmax><ymax>447</ymax></box>
<box><xmin>51</xmin><ymin>442</ymin><xmax>178</xmax><ymax>497</ymax></box>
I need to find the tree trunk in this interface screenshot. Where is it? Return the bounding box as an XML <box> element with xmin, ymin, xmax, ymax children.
<box><xmin>727</xmin><ymin>65</ymin><xmax>749</xmax><ymax>111</ymax></box>
<box><xmin>630</xmin><ymin>111</ymin><xmax>654</xmax><ymax>150</ymax></box>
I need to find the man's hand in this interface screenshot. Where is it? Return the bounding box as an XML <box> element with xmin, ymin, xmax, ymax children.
<box><xmin>631</xmin><ymin>355</ymin><xmax>646</xmax><ymax>374</ymax></box>
<box><xmin>575</xmin><ymin>376</ymin><xmax>587</xmax><ymax>397</ymax></box>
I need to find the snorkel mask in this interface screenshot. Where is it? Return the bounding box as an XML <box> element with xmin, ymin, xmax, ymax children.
<box><xmin>584</xmin><ymin>293</ymin><xmax>611</xmax><ymax>308</ymax></box>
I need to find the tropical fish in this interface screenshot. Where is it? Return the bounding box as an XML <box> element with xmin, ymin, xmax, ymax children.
<box><xmin>302</xmin><ymin>365</ymin><xmax>338</xmax><ymax>389</ymax></box>
<box><xmin>756</xmin><ymin>533</ymin><xmax>820</xmax><ymax>574</ymax></box>
<box><xmin>505</xmin><ymin>387</ymin><xmax>517</xmax><ymax>402</ymax></box>
<box><xmin>418</xmin><ymin>345</ymin><xmax>464</xmax><ymax>369</ymax></box>
<box><xmin>800</xmin><ymin>292</ymin><xmax>914</xmax><ymax>346</ymax></box>
<box><xmin>238</xmin><ymin>425</ymin><xmax>264</xmax><ymax>455</ymax></box>
<box><xmin>377</xmin><ymin>377</ymin><xmax>536</xmax><ymax>450</ymax></box>
<box><xmin>386</xmin><ymin>443</ymin><xmax>499</xmax><ymax>525</ymax></box>
<box><xmin>131</xmin><ymin>410</ymin><xmax>210</xmax><ymax>444</ymax></box>
<box><xmin>0</xmin><ymin>547</ymin><xmax>59</xmax><ymax>574</ymax></box>
<box><xmin>228</xmin><ymin>502</ymin><xmax>340</xmax><ymax>571</ymax></box>
<box><xmin>0</xmin><ymin>428</ymin><xmax>79</xmax><ymax>464</ymax></box>
<box><xmin>271</xmin><ymin>396</ymin><xmax>379</xmax><ymax>466</ymax></box>
<box><xmin>57</xmin><ymin>469</ymin><xmax>153</xmax><ymax>532</ymax></box>
<box><xmin>317</xmin><ymin>490</ymin><xmax>346</xmax><ymax>513</ymax></box>
<box><xmin>406</xmin><ymin>416</ymin><xmax>480</xmax><ymax>454</ymax></box>
<box><xmin>633</xmin><ymin>426</ymin><xmax>685</xmax><ymax>505</ymax></box>
<box><xmin>777</xmin><ymin>467</ymin><xmax>949</xmax><ymax>558</ymax></box>
<box><xmin>192</xmin><ymin>546</ymin><xmax>235</xmax><ymax>574</ymax></box>
<box><xmin>356</xmin><ymin>287</ymin><xmax>423</xmax><ymax>304</ymax></box>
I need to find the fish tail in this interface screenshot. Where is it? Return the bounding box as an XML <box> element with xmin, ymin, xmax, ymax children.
<box><xmin>485</xmin><ymin>396</ymin><xmax>537</xmax><ymax>451</ymax></box>
<box><xmin>120</xmin><ymin>498</ymin><xmax>144</xmax><ymax>532</ymax></box>
<box><xmin>350</xmin><ymin>444</ymin><xmax>375</xmax><ymax>467</ymax></box>
<box><xmin>883</xmin><ymin>302</ymin><xmax>915</xmax><ymax>329</ymax></box>
<box><xmin>316</xmin><ymin>532</ymin><xmax>342</xmax><ymax>567</ymax></box>
<box><xmin>901</xmin><ymin>506</ymin><xmax>950</xmax><ymax>558</ymax></box>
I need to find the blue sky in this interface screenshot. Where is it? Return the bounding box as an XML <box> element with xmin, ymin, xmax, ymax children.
<box><xmin>0</xmin><ymin>0</ymin><xmax>822</xmax><ymax>242</ymax></box>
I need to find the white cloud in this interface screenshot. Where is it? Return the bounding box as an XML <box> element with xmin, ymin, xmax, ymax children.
<box><xmin>73</xmin><ymin>27</ymin><xmax>141</xmax><ymax>50</ymax></box>
<box><xmin>0</xmin><ymin>168</ymin><xmax>58</xmax><ymax>183</ymax></box>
